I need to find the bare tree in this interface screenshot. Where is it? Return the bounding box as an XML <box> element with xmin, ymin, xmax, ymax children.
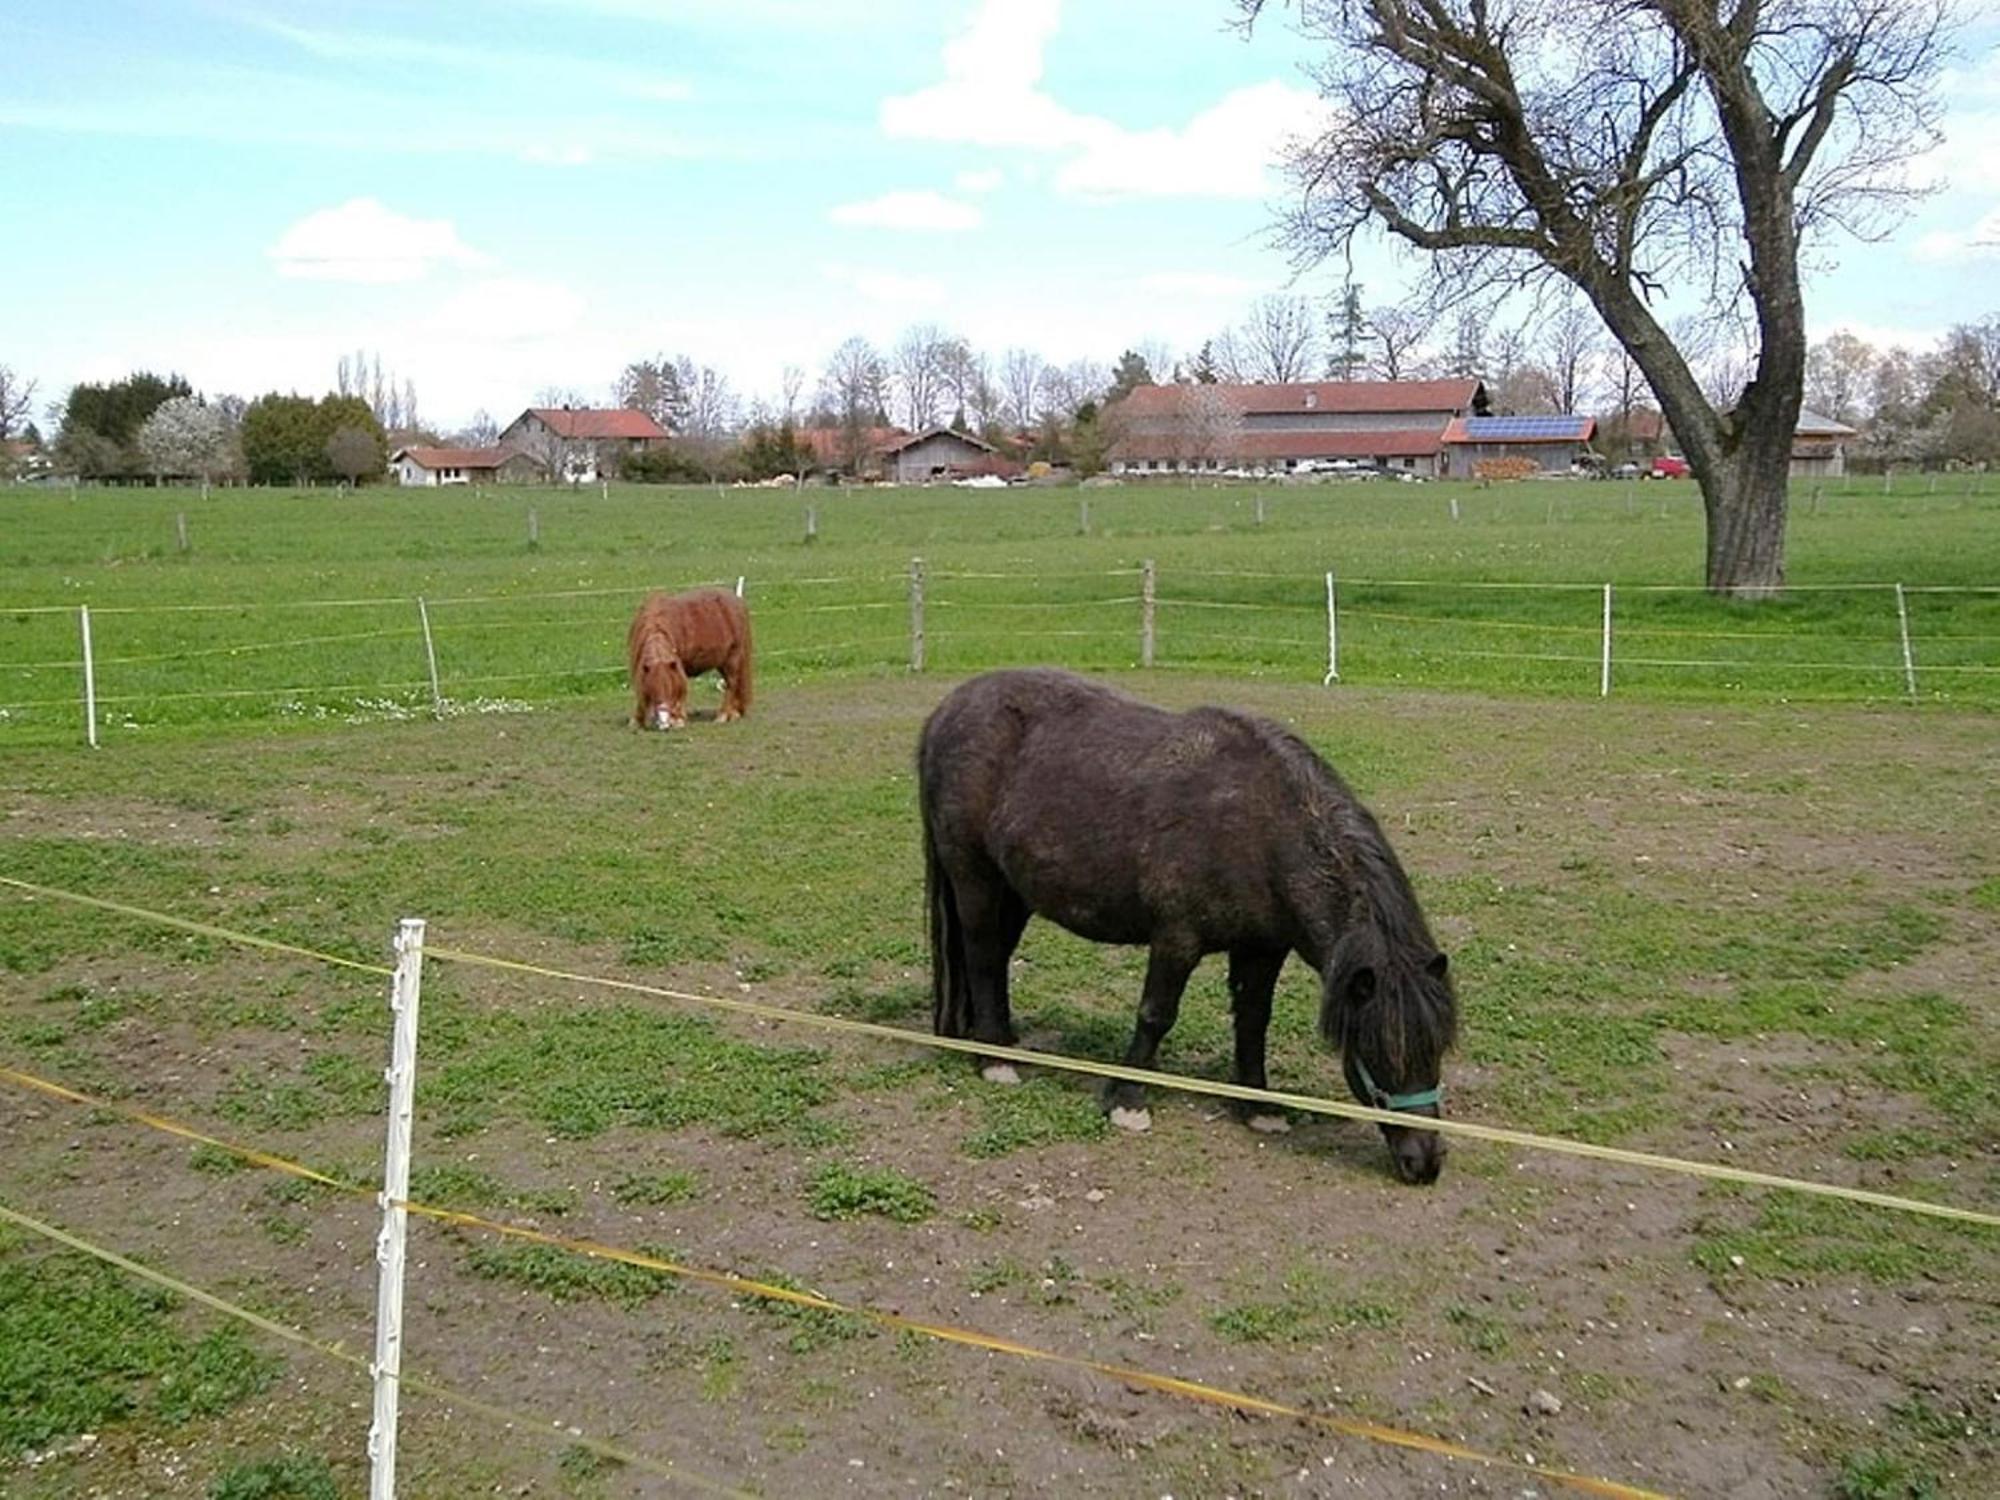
<box><xmin>893</xmin><ymin>325</ymin><xmax>952</xmax><ymax>431</ymax></box>
<box><xmin>1805</xmin><ymin>332</ymin><xmax>1877</xmax><ymax>424</ymax></box>
<box><xmin>1253</xmin><ymin>0</ymin><xmax>1954</xmax><ymax>595</ymax></box>
<box><xmin>456</xmin><ymin>409</ymin><xmax>500</xmax><ymax>447</ymax></box>
<box><xmin>779</xmin><ymin>364</ymin><xmax>806</xmax><ymax>423</ymax></box>
<box><xmin>818</xmin><ymin>336</ymin><xmax>889</xmax><ymax>476</ymax></box>
<box><xmin>0</xmin><ymin>363</ymin><xmax>36</xmax><ymax>441</ymax></box>
<box><xmin>1540</xmin><ymin>299</ymin><xmax>1602</xmax><ymax>415</ymax></box>
<box><xmin>1178</xmin><ymin>383</ymin><xmax>1246</xmax><ymax>468</ymax></box>
<box><xmin>1237</xmin><ymin>294</ymin><xmax>1321</xmax><ymax>382</ymax></box>
<box><xmin>1370</xmin><ymin>309</ymin><xmax>1428</xmax><ymax>380</ymax></box>
<box><xmin>1000</xmin><ymin>348</ymin><xmax>1045</xmax><ymax>430</ymax></box>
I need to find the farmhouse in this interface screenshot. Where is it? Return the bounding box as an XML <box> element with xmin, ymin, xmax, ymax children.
<box><xmin>1792</xmin><ymin>408</ymin><xmax>1858</xmax><ymax>478</ymax></box>
<box><xmin>1442</xmin><ymin>415</ymin><xmax>1598</xmax><ymax>478</ymax></box>
<box><xmin>1107</xmin><ymin>379</ymin><xmax>1486</xmax><ymax>478</ymax></box>
<box><xmin>498</xmin><ymin>406</ymin><xmax>669</xmax><ymax>484</ymax></box>
<box><xmin>390</xmin><ymin>445</ymin><xmax>542</xmax><ymax>487</ymax></box>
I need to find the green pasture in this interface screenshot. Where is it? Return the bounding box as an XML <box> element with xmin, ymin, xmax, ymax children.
<box><xmin>1</xmin><ymin>474</ymin><xmax>1996</xmax><ymax>744</ymax></box>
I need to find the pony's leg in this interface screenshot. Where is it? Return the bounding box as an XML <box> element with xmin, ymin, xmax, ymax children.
<box><xmin>1227</xmin><ymin>947</ymin><xmax>1289</xmax><ymax>1133</ymax></box>
<box><xmin>1104</xmin><ymin>940</ymin><xmax>1199</xmax><ymax>1132</ymax></box>
<box><xmin>959</xmin><ymin>878</ymin><xmax>1029</xmax><ymax>1083</ymax></box>
<box><xmin>717</xmin><ymin>647</ymin><xmax>748</xmax><ymax>722</ymax></box>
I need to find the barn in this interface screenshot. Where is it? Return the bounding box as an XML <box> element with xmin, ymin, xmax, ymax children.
<box><xmin>1442</xmin><ymin>414</ymin><xmax>1597</xmax><ymax>477</ymax></box>
<box><xmin>497</xmin><ymin>407</ymin><xmax>668</xmax><ymax>484</ymax></box>
<box><xmin>1107</xmin><ymin>379</ymin><xmax>1486</xmax><ymax>479</ymax></box>
<box><xmin>1792</xmin><ymin>409</ymin><xmax>1858</xmax><ymax>478</ymax></box>
<box><xmin>880</xmin><ymin>427</ymin><xmax>1013</xmax><ymax>483</ymax></box>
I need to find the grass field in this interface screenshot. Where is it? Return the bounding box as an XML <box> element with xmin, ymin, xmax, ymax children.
<box><xmin>2</xmin><ymin>474</ymin><xmax>1996</xmax><ymax>747</ymax></box>
<box><xmin>1</xmin><ymin>478</ymin><xmax>1997</xmax><ymax>1497</ymax></box>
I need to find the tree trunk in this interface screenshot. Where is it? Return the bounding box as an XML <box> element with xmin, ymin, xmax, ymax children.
<box><xmin>1700</xmin><ymin>449</ymin><xmax>1790</xmax><ymax>598</ymax></box>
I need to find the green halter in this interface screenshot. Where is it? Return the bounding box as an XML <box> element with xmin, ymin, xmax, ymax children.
<box><xmin>1353</xmin><ymin>1056</ymin><xmax>1442</xmax><ymax>1113</ymax></box>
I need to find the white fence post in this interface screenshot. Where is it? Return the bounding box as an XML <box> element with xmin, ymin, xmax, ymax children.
<box><xmin>1600</xmin><ymin>584</ymin><xmax>1613</xmax><ymax>698</ymax></box>
<box><xmin>79</xmin><ymin>605</ymin><xmax>98</xmax><ymax>749</ymax></box>
<box><xmin>908</xmin><ymin>557</ymin><xmax>925</xmax><ymax>673</ymax></box>
<box><xmin>734</xmin><ymin>575</ymin><xmax>745</xmax><ymax>598</ymax></box>
<box><xmin>1079</xmin><ymin>497</ymin><xmax>1090</xmax><ymax>535</ymax></box>
<box><xmin>527</xmin><ymin>508</ymin><xmax>539</xmax><ymax>547</ymax></box>
<box><xmin>1323</xmin><ymin>570</ymin><xmax>1340</xmax><ymax>685</ymax></box>
<box><xmin>1894</xmin><ymin>583</ymin><xmax>1918</xmax><ymax>701</ymax></box>
<box><xmin>804</xmin><ymin>505</ymin><xmax>818</xmax><ymax>544</ymax></box>
<box><xmin>1449</xmin><ymin>495</ymin><xmax>1461</xmax><ymax>522</ymax></box>
<box><xmin>369</xmin><ymin>918</ymin><xmax>425</xmax><ymax>1500</ymax></box>
<box><xmin>415</xmin><ymin>598</ymin><xmax>442</xmax><ymax>719</ymax></box>
<box><xmin>1141</xmin><ymin>559</ymin><xmax>1157</xmax><ymax>668</ymax></box>
<box><xmin>176</xmin><ymin>512</ymin><xmax>189</xmax><ymax>553</ymax></box>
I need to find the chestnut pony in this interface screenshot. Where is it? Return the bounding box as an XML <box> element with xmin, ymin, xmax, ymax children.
<box><xmin>626</xmin><ymin>588</ymin><xmax>753</xmax><ymax>729</ymax></box>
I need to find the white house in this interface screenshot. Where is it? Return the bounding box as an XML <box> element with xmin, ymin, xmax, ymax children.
<box><xmin>496</xmin><ymin>407</ymin><xmax>669</xmax><ymax>484</ymax></box>
<box><xmin>390</xmin><ymin>446</ymin><xmax>541</xmax><ymax>487</ymax></box>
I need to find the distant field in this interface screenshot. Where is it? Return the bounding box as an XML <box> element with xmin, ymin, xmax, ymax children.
<box><xmin>2</xmin><ymin>474</ymin><xmax>1997</xmax><ymax>745</ymax></box>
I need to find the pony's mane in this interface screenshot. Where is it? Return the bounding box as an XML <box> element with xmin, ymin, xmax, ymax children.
<box><xmin>1241</xmin><ymin>714</ymin><xmax>1458</xmax><ymax>1074</ymax></box>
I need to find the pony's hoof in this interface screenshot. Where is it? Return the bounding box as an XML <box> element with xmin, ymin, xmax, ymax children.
<box><xmin>1246</xmin><ymin>1112</ymin><xmax>1291</xmax><ymax>1135</ymax></box>
<box><xmin>979</xmin><ymin>1062</ymin><xmax>1021</xmax><ymax>1085</ymax></box>
<box><xmin>1109</xmin><ymin>1106</ymin><xmax>1152</xmax><ymax>1134</ymax></box>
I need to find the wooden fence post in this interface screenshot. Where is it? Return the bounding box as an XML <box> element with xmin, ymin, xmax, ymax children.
<box><xmin>1141</xmin><ymin>559</ymin><xmax>1156</xmax><ymax>668</ymax></box>
<box><xmin>909</xmin><ymin>557</ymin><xmax>925</xmax><ymax>672</ymax></box>
<box><xmin>416</xmin><ymin>598</ymin><xmax>443</xmax><ymax>718</ymax></box>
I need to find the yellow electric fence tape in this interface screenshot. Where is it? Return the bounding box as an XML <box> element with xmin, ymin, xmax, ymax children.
<box><xmin>3</xmin><ymin>872</ymin><xmax>1993</xmax><ymax>1229</ymax></box>
<box><xmin>0</xmin><ymin>1200</ymin><xmax>752</xmax><ymax>1498</ymax></box>
<box><xmin>0</xmin><ymin>1064</ymin><xmax>1667</xmax><ymax>1499</ymax></box>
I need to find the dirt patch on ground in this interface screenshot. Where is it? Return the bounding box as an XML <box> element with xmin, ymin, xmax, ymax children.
<box><xmin>3</xmin><ymin>679</ymin><xmax>1996</xmax><ymax>1498</ymax></box>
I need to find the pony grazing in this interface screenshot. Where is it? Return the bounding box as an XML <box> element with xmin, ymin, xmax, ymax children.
<box><xmin>919</xmin><ymin>668</ymin><xmax>1457</xmax><ymax>1184</ymax></box>
<box><xmin>627</xmin><ymin>588</ymin><xmax>753</xmax><ymax>730</ymax></box>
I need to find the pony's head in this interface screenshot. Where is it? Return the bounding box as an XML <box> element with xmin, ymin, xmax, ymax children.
<box><xmin>635</xmin><ymin>636</ymin><xmax>688</xmax><ymax>730</ymax></box>
<box><xmin>1320</xmin><ymin>929</ymin><xmax>1457</xmax><ymax>1184</ymax></box>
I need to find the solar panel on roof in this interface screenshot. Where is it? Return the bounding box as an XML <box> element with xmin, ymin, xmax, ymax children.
<box><xmin>1461</xmin><ymin>415</ymin><xmax>1591</xmax><ymax>440</ymax></box>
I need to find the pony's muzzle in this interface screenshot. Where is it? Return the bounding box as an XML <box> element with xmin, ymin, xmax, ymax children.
<box><xmin>1383</xmin><ymin>1119</ymin><xmax>1446</xmax><ymax>1184</ymax></box>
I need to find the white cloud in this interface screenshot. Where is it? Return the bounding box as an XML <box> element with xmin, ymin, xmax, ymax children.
<box><xmin>1910</xmin><ymin>205</ymin><xmax>2000</xmax><ymax>263</ymax></box>
<box><xmin>879</xmin><ymin>0</ymin><xmax>1322</xmax><ymax>200</ymax></box>
<box><xmin>428</xmin><ymin>278</ymin><xmax>587</xmax><ymax>341</ymax></box>
<box><xmin>829</xmin><ymin>190</ymin><xmax>983</xmax><ymax>231</ymax></box>
<box><xmin>1055</xmin><ymin>82</ymin><xmax>1322</xmax><ymax>201</ymax></box>
<box><xmin>269</xmin><ymin>199</ymin><xmax>490</xmax><ymax>283</ymax></box>
<box><xmin>954</xmin><ymin>168</ymin><xmax>1005</xmax><ymax>194</ymax></box>
<box><xmin>822</xmin><ymin>264</ymin><xmax>945</xmax><ymax>307</ymax></box>
<box><xmin>1138</xmin><ymin>271</ymin><xmax>1262</xmax><ymax>300</ymax></box>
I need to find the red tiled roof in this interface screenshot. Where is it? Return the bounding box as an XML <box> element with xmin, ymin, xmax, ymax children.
<box><xmin>798</xmin><ymin>426</ymin><xmax>909</xmax><ymax>466</ymax></box>
<box><xmin>1110</xmin><ymin>429</ymin><xmax>1445</xmax><ymax>462</ymax></box>
<box><xmin>394</xmin><ymin>446</ymin><xmax>516</xmax><ymax>470</ymax></box>
<box><xmin>526</xmin><ymin>407</ymin><xmax>669</xmax><ymax>440</ymax></box>
<box><xmin>1115</xmin><ymin>379</ymin><xmax>1480</xmax><ymax>418</ymax></box>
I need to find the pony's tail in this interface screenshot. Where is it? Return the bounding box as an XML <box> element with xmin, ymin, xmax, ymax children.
<box><xmin>925</xmin><ymin>814</ymin><xmax>970</xmax><ymax>1038</ymax></box>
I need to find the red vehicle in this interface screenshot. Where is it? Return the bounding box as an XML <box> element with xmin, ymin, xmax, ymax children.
<box><xmin>1650</xmin><ymin>454</ymin><xmax>1690</xmax><ymax>478</ymax></box>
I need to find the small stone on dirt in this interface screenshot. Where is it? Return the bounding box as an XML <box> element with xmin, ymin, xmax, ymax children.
<box><xmin>1085</xmin><ymin>1188</ymin><xmax>1106</xmax><ymax>1202</ymax></box>
<box><xmin>1526</xmin><ymin>1388</ymin><xmax>1563</xmax><ymax>1417</ymax></box>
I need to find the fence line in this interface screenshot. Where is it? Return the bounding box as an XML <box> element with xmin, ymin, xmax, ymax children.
<box><xmin>4</xmin><ymin>874</ymin><xmax>1991</xmax><ymax>1229</ymax></box>
<box><xmin>0</xmin><ymin>1202</ymin><xmax>752</xmax><ymax>1498</ymax></box>
<box><xmin>8</xmin><ymin>562</ymin><xmax>1998</xmax><ymax>738</ymax></box>
<box><xmin>0</xmin><ymin>1063</ymin><xmax>1665</xmax><ymax>1499</ymax></box>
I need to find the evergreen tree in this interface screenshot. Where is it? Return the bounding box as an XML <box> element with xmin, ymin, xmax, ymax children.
<box><xmin>1326</xmin><ymin>283</ymin><xmax>1367</xmax><ymax>380</ymax></box>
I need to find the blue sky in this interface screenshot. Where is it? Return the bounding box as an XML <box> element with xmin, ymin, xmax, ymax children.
<box><xmin>3</xmin><ymin>0</ymin><xmax>1998</xmax><ymax>427</ymax></box>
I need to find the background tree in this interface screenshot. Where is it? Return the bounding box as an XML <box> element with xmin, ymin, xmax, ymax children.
<box><xmin>1369</xmin><ymin>309</ymin><xmax>1427</xmax><ymax>381</ymax></box>
<box><xmin>1107</xmin><ymin>348</ymin><xmax>1156</xmax><ymax>402</ymax></box>
<box><xmin>615</xmin><ymin>358</ymin><xmax>688</xmax><ymax>433</ymax></box>
<box><xmin>999</xmin><ymin>348</ymin><xmax>1046</xmax><ymax>431</ymax></box>
<box><xmin>1254</xmin><ymin>0</ymin><xmax>1953</xmax><ymax>595</ymax></box>
<box><xmin>137</xmin><ymin>396</ymin><xmax>239</xmax><ymax>484</ymax></box>
<box><xmin>1805</xmin><ymin>332</ymin><xmax>1877</xmax><ymax>424</ymax></box>
<box><xmin>455</xmin><ymin>409</ymin><xmax>500</xmax><ymax>447</ymax></box>
<box><xmin>1446</xmin><ymin>311</ymin><xmax>1485</xmax><ymax>380</ymax></box>
<box><xmin>0</xmin><ymin>364</ymin><xmax>37</xmax><ymax>441</ymax></box>
<box><xmin>1540</xmin><ymin>299</ymin><xmax>1602</xmax><ymax>415</ymax></box>
<box><xmin>892</xmin><ymin>325</ymin><xmax>952</xmax><ymax>431</ymax></box>
<box><xmin>240</xmin><ymin>395</ymin><xmax>325</xmax><ymax>484</ymax></box>
<box><xmin>1325</xmin><ymin>283</ymin><xmax>1367</xmax><ymax>380</ymax></box>
<box><xmin>325</xmin><ymin>425</ymin><xmax>382</xmax><ymax>486</ymax></box>
<box><xmin>1187</xmin><ymin>341</ymin><xmax>1222</xmax><ymax>384</ymax></box>
<box><xmin>818</xmin><ymin>336</ymin><xmax>889</xmax><ymax>477</ymax></box>
<box><xmin>1238</xmin><ymin>295</ymin><xmax>1319</xmax><ymax>381</ymax></box>
<box><xmin>56</xmin><ymin>371</ymin><xmax>193</xmax><ymax>479</ymax></box>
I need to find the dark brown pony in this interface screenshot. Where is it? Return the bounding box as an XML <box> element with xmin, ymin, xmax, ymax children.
<box><xmin>627</xmin><ymin>589</ymin><xmax>753</xmax><ymax>729</ymax></box>
<box><xmin>919</xmin><ymin>668</ymin><xmax>1456</xmax><ymax>1184</ymax></box>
